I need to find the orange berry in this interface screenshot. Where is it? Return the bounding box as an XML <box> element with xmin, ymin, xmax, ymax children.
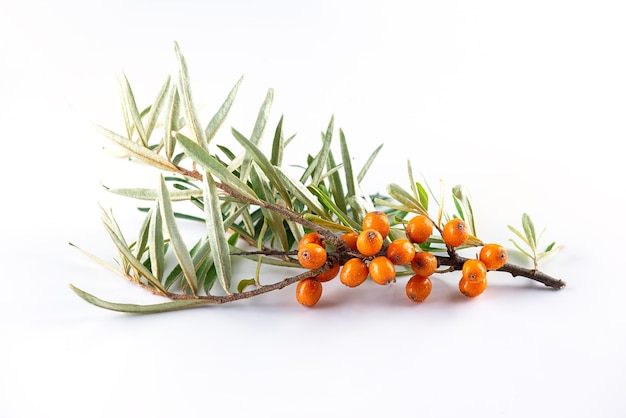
<box><xmin>356</xmin><ymin>229</ymin><xmax>384</xmax><ymax>256</ymax></box>
<box><xmin>442</xmin><ymin>218</ymin><xmax>469</xmax><ymax>247</ymax></box>
<box><xmin>297</xmin><ymin>243</ymin><xmax>327</xmax><ymax>270</ymax></box>
<box><xmin>339</xmin><ymin>232</ymin><xmax>359</xmax><ymax>251</ymax></box>
<box><xmin>410</xmin><ymin>251</ymin><xmax>438</xmax><ymax>277</ymax></box>
<box><xmin>459</xmin><ymin>275</ymin><xmax>487</xmax><ymax>298</ymax></box>
<box><xmin>362</xmin><ymin>211</ymin><xmax>390</xmax><ymax>239</ymax></box>
<box><xmin>386</xmin><ymin>239</ymin><xmax>416</xmax><ymax>265</ymax></box>
<box><xmin>340</xmin><ymin>258</ymin><xmax>369</xmax><ymax>287</ymax></box>
<box><xmin>405</xmin><ymin>216</ymin><xmax>433</xmax><ymax>244</ymax></box>
<box><xmin>298</xmin><ymin>232</ymin><xmax>325</xmax><ymax>250</ymax></box>
<box><xmin>368</xmin><ymin>256</ymin><xmax>396</xmax><ymax>285</ymax></box>
<box><xmin>462</xmin><ymin>259</ymin><xmax>487</xmax><ymax>281</ymax></box>
<box><xmin>296</xmin><ymin>278</ymin><xmax>323</xmax><ymax>307</ymax></box>
<box><xmin>405</xmin><ymin>275</ymin><xmax>432</xmax><ymax>302</ymax></box>
<box><xmin>479</xmin><ymin>244</ymin><xmax>508</xmax><ymax>270</ymax></box>
<box><xmin>316</xmin><ymin>262</ymin><xmax>340</xmax><ymax>282</ymax></box>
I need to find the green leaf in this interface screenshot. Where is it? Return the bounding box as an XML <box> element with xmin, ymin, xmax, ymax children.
<box><xmin>522</xmin><ymin>213</ymin><xmax>537</xmax><ymax>252</ymax></box>
<box><xmin>357</xmin><ymin>143</ymin><xmax>383</xmax><ymax>183</ymax></box>
<box><xmin>119</xmin><ymin>73</ymin><xmax>148</xmax><ymax>145</ymax></box>
<box><xmin>386</xmin><ymin>183</ymin><xmax>428</xmax><ymax>217</ymax></box>
<box><xmin>95</xmin><ymin>124</ymin><xmax>178</xmax><ymax>172</ymax></box>
<box><xmin>270</xmin><ymin>115</ymin><xmax>285</xmax><ymax>167</ymax></box>
<box><xmin>144</xmin><ymin>75</ymin><xmax>172</xmax><ymax>141</ymax></box>
<box><xmin>274</xmin><ymin>168</ymin><xmax>327</xmax><ymax>216</ymax></box>
<box><xmin>103</xmin><ymin>185</ymin><xmax>202</xmax><ymax>201</ymax></box>
<box><xmin>309</xmin><ymin>185</ymin><xmax>361</xmax><ymax>230</ymax></box>
<box><xmin>158</xmin><ymin>174</ymin><xmax>198</xmax><ymax>295</ymax></box>
<box><xmin>175</xmin><ymin>133</ymin><xmax>258</xmax><ymax>201</ymax></box>
<box><xmin>174</xmin><ymin>41</ymin><xmax>208</xmax><ymax>147</ymax></box>
<box><xmin>452</xmin><ymin>185</ymin><xmax>476</xmax><ymax>236</ymax></box>
<box><xmin>239</xmin><ymin>89</ymin><xmax>273</xmax><ymax>183</ymax></box>
<box><xmin>164</xmin><ymin>87</ymin><xmax>181</xmax><ymax>160</ymax></box>
<box><xmin>339</xmin><ymin>129</ymin><xmax>356</xmax><ymax>198</ymax></box>
<box><xmin>508</xmin><ymin>238</ymin><xmax>534</xmax><ymax>260</ymax></box>
<box><xmin>134</xmin><ymin>205</ymin><xmax>152</xmax><ymax>260</ymax></box>
<box><xmin>206</xmin><ymin>75</ymin><xmax>243</xmax><ymax>142</ymax></box>
<box><xmin>203</xmin><ymin>172</ymin><xmax>233</xmax><ymax>295</ymax></box>
<box><xmin>302</xmin><ymin>116</ymin><xmax>334</xmax><ymax>185</ymax></box>
<box><xmin>231</xmin><ymin>127</ymin><xmax>290</xmax><ymax>205</ymax></box>
<box><xmin>327</xmin><ymin>150</ymin><xmax>347</xmax><ymax>214</ymax></box>
<box><xmin>70</xmin><ymin>285</ymin><xmax>212</xmax><ymax>313</ymax></box>
<box><xmin>149</xmin><ymin>200</ymin><xmax>165</xmax><ymax>281</ymax></box>
<box><xmin>303</xmin><ymin>214</ymin><xmax>354</xmax><ymax>233</ymax></box>
<box><xmin>237</xmin><ymin>278</ymin><xmax>257</xmax><ymax>293</ymax></box>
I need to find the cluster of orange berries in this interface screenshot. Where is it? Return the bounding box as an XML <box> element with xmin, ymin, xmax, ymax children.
<box><xmin>295</xmin><ymin>211</ymin><xmax>508</xmax><ymax>307</ymax></box>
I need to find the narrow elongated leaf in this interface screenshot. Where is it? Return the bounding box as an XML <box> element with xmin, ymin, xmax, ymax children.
<box><xmin>507</xmin><ymin>225</ymin><xmax>530</xmax><ymax>247</ymax></box>
<box><xmin>303</xmin><ymin>214</ymin><xmax>354</xmax><ymax>233</ymax></box>
<box><xmin>522</xmin><ymin>213</ymin><xmax>537</xmax><ymax>252</ymax></box>
<box><xmin>134</xmin><ymin>206</ymin><xmax>152</xmax><ymax>260</ymax></box>
<box><xmin>339</xmin><ymin>129</ymin><xmax>356</xmax><ymax>197</ymax></box>
<box><xmin>310</xmin><ymin>116</ymin><xmax>334</xmax><ymax>185</ymax></box>
<box><xmin>164</xmin><ymin>87</ymin><xmax>181</xmax><ymax>160</ymax></box>
<box><xmin>174</xmin><ymin>41</ymin><xmax>208</xmax><ymax>147</ymax></box>
<box><xmin>357</xmin><ymin>143</ymin><xmax>383</xmax><ymax>183</ymax></box>
<box><xmin>327</xmin><ymin>150</ymin><xmax>347</xmax><ymax>214</ymax></box>
<box><xmin>176</xmin><ymin>133</ymin><xmax>258</xmax><ymax>201</ymax></box>
<box><xmin>119</xmin><ymin>74</ymin><xmax>148</xmax><ymax>145</ymax></box>
<box><xmin>274</xmin><ymin>168</ymin><xmax>327</xmax><ymax>216</ymax></box>
<box><xmin>270</xmin><ymin>115</ymin><xmax>285</xmax><ymax>166</ymax></box>
<box><xmin>95</xmin><ymin>125</ymin><xmax>178</xmax><ymax>172</ymax></box>
<box><xmin>203</xmin><ymin>172</ymin><xmax>233</xmax><ymax>294</ymax></box>
<box><xmin>386</xmin><ymin>183</ymin><xmax>428</xmax><ymax>217</ymax></box>
<box><xmin>103</xmin><ymin>185</ymin><xmax>202</xmax><ymax>201</ymax></box>
<box><xmin>452</xmin><ymin>185</ymin><xmax>476</xmax><ymax>236</ymax></box>
<box><xmin>144</xmin><ymin>76</ymin><xmax>172</xmax><ymax>141</ymax></box>
<box><xmin>70</xmin><ymin>285</ymin><xmax>211</xmax><ymax>313</ymax></box>
<box><xmin>206</xmin><ymin>75</ymin><xmax>243</xmax><ymax>142</ymax></box>
<box><xmin>250</xmin><ymin>166</ymin><xmax>289</xmax><ymax>251</ymax></box>
<box><xmin>309</xmin><ymin>185</ymin><xmax>361</xmax><ymax>230</ymax></box>
<box><xmin>239</xmin><ymin>89</ymin><xmax>274</xmax><ymax>182</ymax></box>
<box><xmin>231</xmin><ymin>127</ymin><xmax>290</xmax><ymax>205</ymax></box>
<box><xmin>158</xmin><ymin>175</ymin><xmax>198</xmax><ymax>295</ymax></box>
<box><xmin>149</xmin><ymin>200</ymin><xmax>165</xmax><ymax>281</ymax></box>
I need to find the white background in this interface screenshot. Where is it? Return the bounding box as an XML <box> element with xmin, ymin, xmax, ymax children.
<box><xmin>1</xmin><ymin>1</ymin><xmax>625</xmax><ymax>417</ymax></box>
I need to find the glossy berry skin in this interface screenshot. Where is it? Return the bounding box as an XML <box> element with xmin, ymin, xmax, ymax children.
<box><xmin>356</xmin><ymin>229</ymin><xmax>384</xmax><ymax>256</ymax></box>
<box><xmin>459</xmin><ymin>275</ymin><xmax>487</xmax><ymax>298</ymax></box>
<box><xmin>362</xmin><ymin>211</ymin><xmax>390</xmax><ymax>239</ymax></box>
<box><xmin>406</xmin><ymin>275</ymin><xmax>432</xmax><ymax>302</ymax></box>
<box><xmin>410</xmin><ymin>252</ymin><xmax>438</xmax><ymax>277</ymax></box>
<box><xmin>298</xmin><ymin>232</ymin><xmax>325</xmax><ymax>250</ymax></box>
<box><xmin>462</xmin><ymin>259</ymin><xmax>487</xmax><ymax>281</ymax></box>
<box><xmin>405</xmin><ymin>216</ymin><xmax>433</xmax><ymax>244</ymax></box>
<box><xmin>340</xmin><ymin>258</ymin><xmax>369</xmax><ymax>287</ymax></box>
<box><xmin>369</xmin><ymin>256</ymin><xmax>396</xmax><ymax>285</ymax></box>
<box><xmin>297</xmin><ymin>243</ymin><xmax>327</xmax><ymax>270</ymax></box>
<box><xmin>339</xmin><ymin>232</ymin><xmax>359</xmax><ymax>251</ymax></box>
<box><xmin>387</xmin><ymin>239</ymin><xmax>416</xmax><ymax>265</ymax></box>
<box><xmin>316</xmin><ymin>262</ymin><xmax>340</xmax><ymax>282</ymax></box>
<box><xmin>296</xmin><ymin>278</ymin><xmax>323</xmax><ymax>307</ymax></box>
<box><xmin>442</xmin><ymin>218</ymin><xmax>469</xmax><ymax>248</ymax></box>
<box><xmin>479</xmin><ymin>244</ymin><xmax>508</xmax><ymax>270</ymax></box>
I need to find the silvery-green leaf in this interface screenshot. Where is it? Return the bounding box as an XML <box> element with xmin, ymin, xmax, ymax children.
<box><xmin>270</xmin><ymin>115</ymin><xmax>285</xmax><ymax>167</ymax></box>
<box><xmin>144</xmin><ymin>76</ymin><xmax>171</xmax><ymax>141</ymax></box>
<box><xmin>95</xmin><ymin>125</ymin><xmax>178</xmax><ymax>172</ymax></box>
<box><xmin>310</xmin><ymin>116</ymin><xmax>334</xmax><ymax>185</ymax></box>
<box><xmin>174</xmin><ymin>41</ymin><xmax>208</xmax><ymax>147</ymax></box>
<box><xmin>326</xmin><ymin>150</ymin><xmax>346</xmax><ymax>214</ymax></box>
<box><xmin>175</xmin><ymin>133</ymin><xmax>258</xmax><ymax>201</ymax></box>
<box><xmin>120</xmin><ymin>73</ymin><xmax>148</xmax><ymax>145</ymax></box>
<box><xmin>203</xmin><ymin>172</ymin><xmax>233</xmax><ymax>294</ymax></box>
<box><xmin>309</xmin><ymin>185</ymin><xmax>360</xmax><ymax>230</ymax></box>
<box><xmin>339</xmin><ymin>129</ymin><xmax>356</xmax><ymax>197</ymax></box>
<box><xmin>164</xmin><ymin>87</ymin><xmax>181</xmax><ymax>160</ymax></box>
<box><xmin>386</xmin><ymin>183</ymin><xmax>428</xmax><ymax>217</ymax></box>
<box><xmin>205</xmin><ymin>75</ymin><xmax>243</xmax><ymax>142</ymax></box>
<box><xmin>158</xmin><ymin>175</ymin><xmax>198</xmax><ymax>295</ymax></box>
<box><xmin>358</xmin><ymin>143</ymin><xmax>383</xmax><ymax>183</ymax></box>
<box><xmin>70</xmin><ymin>285</ymin><xmax>211</xmax><ymax>313</ymax></box>
<box><xmin>275</xmin><ymin>168</ymin><xmax>326</xmax><ymax>216</ymax></box>
<box><xmin>149</xmin><ymin>200</ymin><xmax>165</xmax><ymax>281</ymax></box>
<box><xmin>103</xmin><ymin>185</ymin><xmax>202</xmax><ymax>201</ymax></box>
<box><xmin>507</xmin><ymin>225</ymin><xmax>530</xmax><ymax>247</ymax></box>
<box><xmin>239</xmin><ymin>89</ymin><xmax>273</xmax><ymax>182</ymax></box>
<box><xmin>522</xmin><ymin>213</ymin><xmax>537</xmax><ymax>252</ymax></box>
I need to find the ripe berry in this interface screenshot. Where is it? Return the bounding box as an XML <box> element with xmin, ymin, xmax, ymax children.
<box><xmin>356</xmin><ymin>229</ymin><xmax>384</xmax><ymax>256</ymax></box>
<box><xmin>479</xmin><ymin>244</ymin><xmax>508</xmax><ymax>270</ymax></box>
<box><xmin>386</xmin><ymin>239</ymin><xmax>416</xmax><ymax>265</ymax></box>
<box><xmin>410</xmin><ymin>251</ymin><xmax>438</xmax><ymax>277</ymax></box>
<box><xmin>442</xmin><ymin>218</ymin><xmax>469</xmax><ymax>247</ymax></box>
<box><xmin>462</xmin><ymin>259</ymin><xmax>487</xmax><ymax>281</ymax></box>
<box><xmin>296</xmin><ymin>278</ymin><xmax>323</xmax><ymax>307</ymax></box>
<box><xmin>339</xmin><ymin>232</ymin><xmax>359</xmax><ymax>251</ymax></box>
<box><xmin>317</xmin><ymin>262</ymin><xmax>340</xmax><ymax>282</ymax></box>
<box><xmin>340</xmin><ymin>258</ymin><xmax>369</xmax><ymax>287</ymax></box>
<box><xmin>298</xmin><ymin>232</ymin><xmax>325</xmax><ymax>250</ymax></box>
<box><xmin>297</xmin><ymin>243</ymin><xmax>327</xmax><ymax>270</ymax></box>
<box><xmin>459</xmin><ymin>275</ymin><xmax>487</xmax><ymax>298</ymax></box>
<box><xmin>362</xmin><ymin>211</ymin><xmax>390</xmax><ymax>239</ymax></box>
<box><xmin>405</xmin><ymin>275</ymin><xmax>432</xmax><ymax>302</ymax></box>
<box><xmin>405</xmin><ymin>216</ymin><xmax>433</xmax><ymax>244</ymax></box>
<box><xmin>368</xmin><ymin>256</ymin><xmax>396</xmax><ymax>285</ymax></box>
